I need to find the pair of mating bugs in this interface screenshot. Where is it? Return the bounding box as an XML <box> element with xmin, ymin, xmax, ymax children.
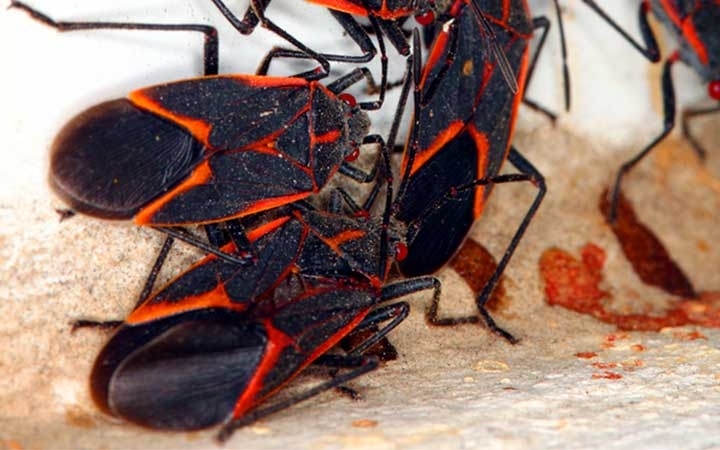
<box><xmin>11</xmin><ymin>0</ymin><xmax>720</xmax><ymax>441</ymax></box>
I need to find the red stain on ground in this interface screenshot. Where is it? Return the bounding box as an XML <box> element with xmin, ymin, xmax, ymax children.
<box><xmin>539</xmin><ymin>243</ymin><xmax>609</xmax><ymax>314</ymax></box>
<box><xmin>671</xmin><ymin>330</ymin><xmax>708</xmax><ymax>341</ymax></box>
<box><xmin>599</xmin><ymin>189</ymin><xmax>696</xmax><ymax>298</ymax></box>
<box><xmin>591</xmin><ymin>362</ymin><xmax>618</xmax><ymax>369</ymax></box>
<box><xmin>575</xmin><ymin>351</ymin><xmax>598</xmax><ymax>359</ymax></box>
<box><xmin>591</xmin><ymin>371</ymin><xmax>623</xmax><ymax>380</ymax></box>
<box><xmin>448</xmin><ymin>238</ymin><xmax>506</xmax><ymax>312</ymax></box>
<box><xmin>604</xmin><ymin>333</ymin><xmax>631</xmax><ymax>343</ymax></box>
<box><xmin>540</xmin><ymin>244</ymin><xmax>720</xmax><ymax>332</ymax></box>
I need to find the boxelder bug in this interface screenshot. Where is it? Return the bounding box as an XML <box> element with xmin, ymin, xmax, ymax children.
<box><xmin>11</xmin><ymin>1</ymin><xmax>393</xmax><ymax>261</ymax></box>
<box><xmin>580</xmin><ymin>0</ymin><xmax>720</xmax><ymax>221</ymax></box>
<box><xmin>385</xmin><ymin>0</ymin><xmax>573</xmax><ymax>342</ymax></box>
<box><xmin>90</xmin><ymin>274</ymin><xmax>438</xmax><ymax>439</ymax></box>
<box><xmin>111</xmin><ymin>46</ymin><xmax>422</xmax><ymax>328</ymax></box>
<box><xmin>88</xmin><ymin>56</ymin><xmax>444</xmax><ymax>437</ymax></box>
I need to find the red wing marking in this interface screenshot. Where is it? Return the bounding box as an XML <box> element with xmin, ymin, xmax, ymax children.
<box><xmin>305</xmin><ymin>0</ymin><xmax>416</xmax><ymax>19</ymax></box>
<box><xmin>402</xmin><ymin>121</ymin><xmax>465</xmax><ymax>177</ymax></box>
<box><xmin>126</xmin><ymin>281</ymin><xmax>245</xmax><ymax>325</ymax></box>
<box><xmin>129</xmin><ymin>90</ymin><xmax>213</xmax><ymax>147</ymax></box>
<box><xmin>230</xmin><ymin>320</ymin><xmax>295</xmax><ymax>419</ymax></box>
<box><xmin>134</xmin><ymin>160</ymin><xmax>213</xmax><ymax>225</ymax></box>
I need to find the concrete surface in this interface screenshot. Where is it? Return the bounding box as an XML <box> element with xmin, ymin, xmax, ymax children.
<box><xmin>1</xmin><ymin>1</ymin><xmax>720</xmax><ymax>449</ymax></box>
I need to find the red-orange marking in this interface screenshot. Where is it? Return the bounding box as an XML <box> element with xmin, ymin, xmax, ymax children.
<box><xmin>420</xmin><ymin>28</ymin><xmax>451</xmax><ymax>88</ymax></box>
<box><xmin>541</xmin><ymin>244</ymin><xmax>720</xmax><ymax>331</ymax></box>
<box><xmin>127</xmin><ymin>281</ymin><xmax>245</xmax><ymax>325</ymax></box>
<box><xmin>402</xmin><ymin>121</ymin><xmax>465</xmax><ymax>177</ymax></box>
<box><xmin>239</xmin><ymin>193</ymin><xmax>314</xmax><ymax>219</ymax></box>
<box><xmin>464</xmin><ymin>124</ymin><xmax>491</xmax><ymax>219</ymax></box>
<box><xmin>604</xmin><ymin>333</ymin><xmax>630</xmax><ymax>343</ymax></box>
<box><xmin>231</xmin><ymin>320</ymin><xmax>296</xmax><ymax>419</ymax></box>
<box><xmin>321</xmin><ymin>229</ymin><xmax>368</xmax><ymax>255</ymax></box>
<box><xmin>658</xmin><ymin>0</ymin><xmax>709</xmax><ymax>64</ymax></box>
<box><xmin>591</xmin><ymin>371</ymin><xmax>623</xmax><ymax>380</ymax></box>
<box><xmin>130</xmin><ymin>89</ymin><xmax>213</xmax><ymax>146</ymax></box>
<box><xmin>135</xmin><ymin>160</ymin><xmax>213</xmax><ymax>225</ymax></box>
<box><xmin>246</xmin><ymin>216</ymin><xmax>293</xmax><ymax>243</ymax></box>
<box><xmin>306</xmin><ymin>0</ymin><xmax>415</xmax><ymax>19</ymax></box>
<box><xmin>591</xmin><ymin>362</ymin><xmax>618</xmax><ymax>370</ymax></box>
<box><xmin>672</xmin><ymin>330</ymin><xmax>707</xmax><ymax>341</ymax></box>
<box><xmin>231</xmin><ymin>303</ymin><xmax>371</xmax><ymax>419</ymax></box>
<box><xmin>234</xmin><ymin>74</ymin><xmax>309</xmax><ymax>89</ymax></box>
<box><xmin>313</xmin><ymin>130</ymin><xmax>342</xmax><ymax>146</ymax></box>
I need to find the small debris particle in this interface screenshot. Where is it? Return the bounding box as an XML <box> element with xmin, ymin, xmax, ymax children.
<box><xmin>352</xmin><ymin>419</ymin><xmax>378</xmax><ymax>428</ymax></box>
<box><xmin>630</xmin><ymin>344</ymin><xmax>646</xmax><ymax>352</ymax></box>
<box><xmin>249</xmin><ymin>425</ymin><xmax>272</xmax><ymax>435</ymax></box>
<box><xmin>575</xmin><ymin>351</ymin><xmax>598</xmax><ymax>359</ymax></box>
<box><xmin>604</xmin><ymin>333</ymin><xmax>631</xmax><ymax>343</ymax></box>
<box><xmin>622</xmin><ymin>359</ymin><xmax>645</xmax><ymax>369</ymax></box>
<box><xmin>64</xmin><ymin>407</ymin><xmax>96</xmax><ymax>429</ymax></box>
<box><xmin>473</xmin><ymin>360</ymin><xmax>509</xmax><ymax>373</ymax></box>
<box><xmin>1</xmin><ymin>440</ymin><xmax>24</xmax><ymax>450</ymax></box>
<box><xmin>697</xmin><ymin>240</ymin><xmax>709</xmax><ymax>252</ymax></box>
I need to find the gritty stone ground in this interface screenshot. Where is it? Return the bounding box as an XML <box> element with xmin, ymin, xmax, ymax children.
<box><xmin>1</xmin><ymin>1</ymin><xmax>719</xmax><ymax>449</ymax></box>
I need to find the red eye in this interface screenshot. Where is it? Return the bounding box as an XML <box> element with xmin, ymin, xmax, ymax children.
<box><xmin>708</xmin><ymin>80</ymin><xmax>720</xmax><ymax>100</ymax></box>
<box><xmin>395</xmin><ymin>243</ymin><xmax>409</xmax><ymax>261</ymax></box>
<box><xmin>344</xmin><ymin>147</ymin><xmax>360</xmax><ymax>162</ymax></box>
<box><xmin>338</xmin><ymin>93</ymin><xmax>357</xmax><ymax>108</ymax></box>
<box><xmin>415</xmin><ymin>10</ymin><xmax>435</xmax><ymax>26</ymax></box>
<box><xmin>353</xmin><ymin>209</ymin><xmax>370</xmax><ymax>220</ymax></box>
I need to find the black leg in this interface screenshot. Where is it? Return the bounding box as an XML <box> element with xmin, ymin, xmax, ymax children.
<box><xmin>474</xmin><ymin>148</ymin><xmax>544</xmax><ymax>344</ymax></box>
<box><xmin>681</xmin><ymin>104</ymin><xmax>720</xmax><ymax>161</ymax></box>
<box><xmin>69</xmin><ymin>236</ymin><xmax>176</xmax><ymax>332</ymax></box>
<box><xmin>208</xmin><ymin>0</ymin><xmax>267</xmax><ymax>34</ymax></box>
<box><xmin>10</xmin><ymin>1</ymin><xmax>220</xmax><ymax>76</ymax></box>
<box><xmin>607</xmin><ymin>55</ymin><xmax>677</xmax><ymax>223</ymax></box>
<box><xmin>345</xmin><ymin>302</ymin><xmax>410</xmax><ymax>355</ymax></box>
<box><xmin>339</xmin><ymin>39</ymin><xmax>416</xmax><ymax>211</ymax></box>
<box><xmin>152</xmin><ymin>226</ymin><xmax>254</xmax><ymax>266</ymax></box>
<box><xmin>133</xmin><ymin>236</ymin><xmax>175</xmax><ymax>308</ymax></box>
<box><xmin>70</xmin><ymin>319</ymin><xmax>123</xmax><ymax>333</ymax></box>
<box><xmin>554</xmin><ymin>0</ymin><xmax>571</xmax><ymax>112</ymax></box>
<box><xmin>522</xmin><ymin>0</ymin><xmax>571</xmax><ymax>117</ymax></box>
<box><xmin>325</xmin><ymin>66</ymin><xmax>385</xmax><ymax>111</ymax></box>
<box><xmin>423</xmin><ymin>147</ymin><xmax>546</xmax><ymax>344</ymax></box>
<box><xmin>55</xmin><ymin>209</ymin><xmax>76</xmax><ymax>222</ymax></box>
<box><xmin>213</xmin><ymin>0</ymin><xmax>330</xmax><ymax>79</ymax></box>
<box><xmin>254</xmin><ymin>9</ymin><xmax>380</xmax><ymax>74</ymax></box>
<box><xmin>579</xmin><ymin>0</ymin><xmax>661</xmax><ymax>63</ymax></box>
